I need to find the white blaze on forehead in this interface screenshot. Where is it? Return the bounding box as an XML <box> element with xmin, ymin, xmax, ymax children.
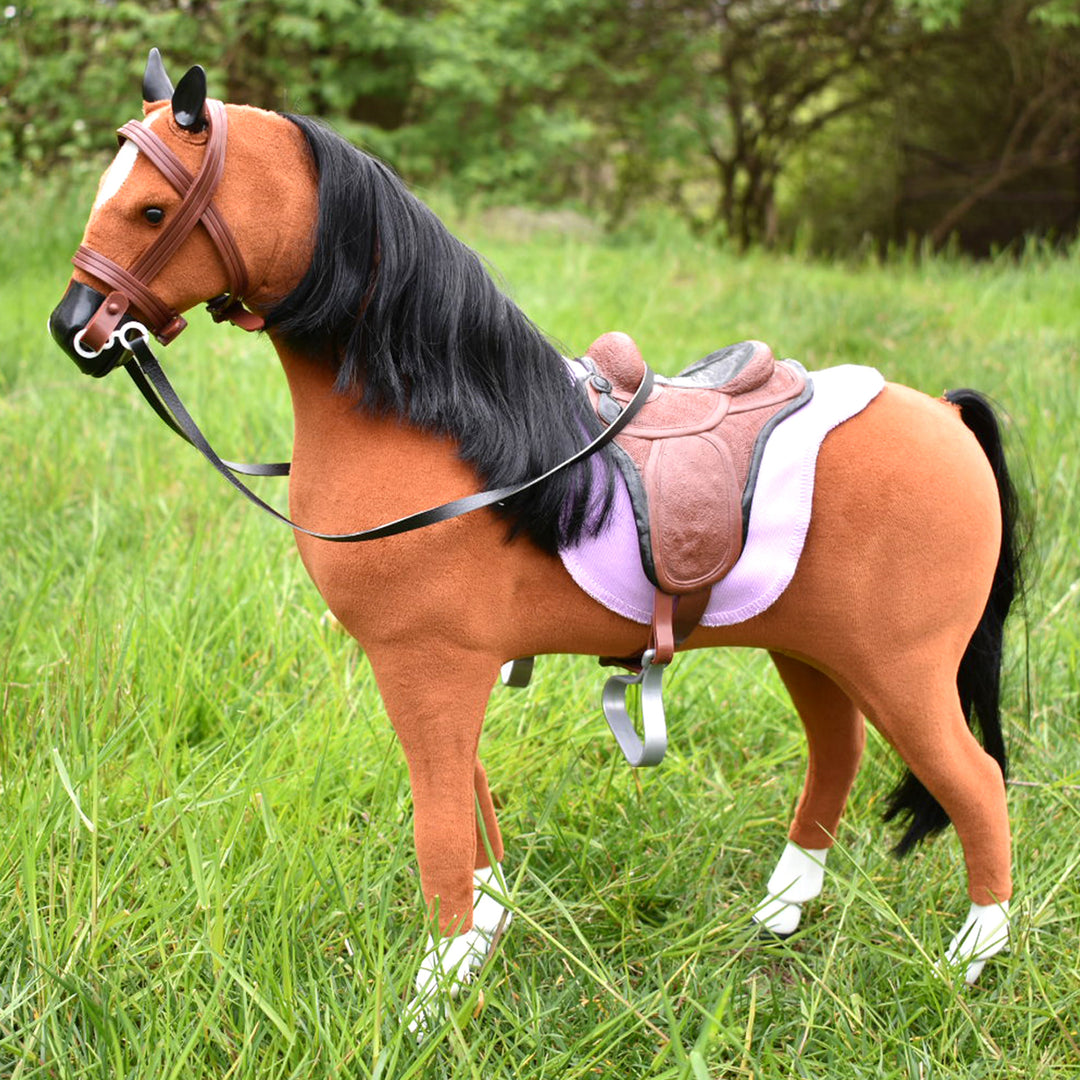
<box><xmin>93</xmin><ymin>139</ymin><xmax>140</xmax><ymax>211</ymax></box>
<box><xmin>90</xmin><ymin>110</ymin><xmax>169</xmax><ymax>212</ymax></box>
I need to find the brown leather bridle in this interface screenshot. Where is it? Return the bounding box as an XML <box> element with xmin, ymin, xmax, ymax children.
<box><xmin>72</xmin><ymin>98</ymin><xmax>264</xmax><ymax>356</ymax></box>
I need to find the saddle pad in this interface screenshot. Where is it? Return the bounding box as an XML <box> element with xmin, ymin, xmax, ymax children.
<box><xmin>560</xmin><ymin>364</ymin><xmax>886</xmax><ymax>627</ymax></box>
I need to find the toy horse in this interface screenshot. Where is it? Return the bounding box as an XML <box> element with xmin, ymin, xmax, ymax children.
<box><xmin>49</xmin><ymin>52</ymin><xmax>1021</xmax><ymax>1013</ymax></box>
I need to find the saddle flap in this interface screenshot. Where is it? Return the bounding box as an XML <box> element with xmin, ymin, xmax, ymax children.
<box><xmin>647</xmin><ymin>434</ymin><xmax>742</xmax><ymax>592</ymax></box>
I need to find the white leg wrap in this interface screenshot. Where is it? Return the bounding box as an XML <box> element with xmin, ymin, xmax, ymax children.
<box><xmin>752</xmin><ymin>842</ymin><xmax>829</xmax><ymax>937</ymax></box>
<box><xmin>943</xmin><ymin>900</ymin><xmax>1010</xmax><ymax>984</ymax></box>
<box><xmin>408</xmin><ymin>865</ymin><xmax>512</xmax><ymax>1034</ymax></box>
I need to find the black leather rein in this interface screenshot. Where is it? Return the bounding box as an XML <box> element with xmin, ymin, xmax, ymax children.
<box><xmin>124</xmin><ymin>335</ymin><xmax>654</xmax><ymax>543</ymax></box>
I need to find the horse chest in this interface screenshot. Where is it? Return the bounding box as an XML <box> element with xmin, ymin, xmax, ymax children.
<box><xmin>282</xmin><ymin>405</ymin><xmax>526</xmax><ymax>649</ymax></box>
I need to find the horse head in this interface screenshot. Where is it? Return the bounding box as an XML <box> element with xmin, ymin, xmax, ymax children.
<box><xmin>49</xmin><ymin>48</ymin><xmax>316</xmax><ymax>376</ymax></box>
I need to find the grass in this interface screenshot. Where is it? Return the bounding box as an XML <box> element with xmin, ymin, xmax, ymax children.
<box><xmin>1</xmin><ymin>164</ymin><xmax>1079</xmax><ymax>1077</ymax></box>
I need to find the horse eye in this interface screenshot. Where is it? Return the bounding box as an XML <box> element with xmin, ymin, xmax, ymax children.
<box><xmin>144</xmin><ymin>206</ymin><xmax>165</xmax><ymax>225</ymax></box>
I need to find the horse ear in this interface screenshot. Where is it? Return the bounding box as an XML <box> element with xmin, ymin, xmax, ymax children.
<box><xmin>143</xmin><ymin>47</ymin><xmax>174</xmax><ymax>103</ymax></box>
<box><xmin>172</xmin><ymin>65</ymin><xmax>208</xmax><ymax>132</ymax></box>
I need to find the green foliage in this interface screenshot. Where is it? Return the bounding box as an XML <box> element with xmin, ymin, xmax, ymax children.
<box><xmin>376</xmin><ymin>0</ymin><xmax>609</xmax><ymax>204</ymax></box>
<box><xmin>776</xmin><ymin>106</ymin><xmax>904</xmax><ymax>256</ymax></box>
<box><xmin>896</xmin><ymin>0</ymin><xmax>970</xmax><ymax>30</ymax></box>
<box><xmin>0</xmin><ymin>0</ymin><xmax>420</xmax><ymax>171</ymax></box>
<box><xmin>1</xmin><ymin>1</ymin><xmax>1078</xmax><ymax>250</ymax></box>
<box><xmin>899</xmin><ymin>0</ymin><xmax>1080</xmax><ymax>31</ymax></box>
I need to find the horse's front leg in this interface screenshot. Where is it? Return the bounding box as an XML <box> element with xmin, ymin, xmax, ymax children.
<box><xmin>367</xmin><ymin>644</ymin><xmax>511</xmax><ymax>1017</ymax></box>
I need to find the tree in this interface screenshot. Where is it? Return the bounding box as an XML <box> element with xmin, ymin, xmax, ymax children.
<box><xmin>895</xmin><ymin>0</ymin><xmax>1080</xmax><ymax>249</ymax></box>
<box><xmin>669</xmin><ymin>1</ymin><xmax>917</xmax><ymax>247</ymax></box>
<box><xmin>2</xmin><ymin>0</ymin><xmax>1077</xmax><ymax>251</ymax></box>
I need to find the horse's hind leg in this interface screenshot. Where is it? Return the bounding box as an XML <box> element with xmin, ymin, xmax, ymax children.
<box><xmin>473</xmin><ymin>758</ymin><xmax>503</xmax><ymax>870</ymax></box>
<box><xmin>472</xmin><ymin>758</ymin><xmax>513</xmax><ymax>944</ymax></box>
<box><xmin>860</xmin><ymin>664</ymin><xmax>1011</xmax><ymax>981</ymax></box>
<box><xmin>753</xmin><ymin>653</ymin><xmax>865</xmax><ymax>935</ymax></box>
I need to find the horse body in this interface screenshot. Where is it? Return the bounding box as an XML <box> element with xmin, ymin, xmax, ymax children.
<box><xmin>50</xmin><ymin>54</ymin><xmax>1019</xmax><ymax>1001</ymax></box>
<box><xmin>281</xmin><ymin>337</ymin><xmax>1009</xmax><ymax>923</ymax></box>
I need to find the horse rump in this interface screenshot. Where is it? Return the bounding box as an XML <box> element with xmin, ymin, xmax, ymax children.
<box><xmin>884</xmin><ymin>388</ymin><xmax>1026</xmax><ymax>855</ymax></box>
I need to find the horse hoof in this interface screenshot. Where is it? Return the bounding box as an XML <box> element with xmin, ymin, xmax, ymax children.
<box><xmin>752</xmin><ymin>895</ymin><xmax>803</xmax><ymax>938</ymax></box>
<box><xmin>939</xmin><ymin>900</ymin><xmax>1010</xmax><ymax>985</ymax></box>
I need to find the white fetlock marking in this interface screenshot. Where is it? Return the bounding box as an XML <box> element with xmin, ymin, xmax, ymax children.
<box><xmin>408</xmin><ymin>864</ymin><xmax>511</xmax><ymax>1035</ymax></box>
<box><xmin>752</xmin><ymin>842</ymin><xmax>829</xmax><ymax>936</ymax></box>
<box><xmin>943</xmin><ymin>900</ymin><xmax>1010</xmax><ymax>984</ymax></box>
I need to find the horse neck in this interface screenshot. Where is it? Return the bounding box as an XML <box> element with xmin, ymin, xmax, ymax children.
<box><xmin>272</xmin><ymin>336</ymin><xmax>480</xmax><ymax>530</ymax></box>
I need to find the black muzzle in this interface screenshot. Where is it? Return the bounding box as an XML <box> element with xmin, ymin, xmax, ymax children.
<box><xmin>49</xmin><ymin>280</ymin><xmax>136</xmax><ymax>377</ymax></box>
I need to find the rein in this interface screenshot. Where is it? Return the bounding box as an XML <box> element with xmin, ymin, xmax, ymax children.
<box><xmin>112</xmin><ymin>325</ymin><xmax>653</xmax><ymax>543</ymax></box>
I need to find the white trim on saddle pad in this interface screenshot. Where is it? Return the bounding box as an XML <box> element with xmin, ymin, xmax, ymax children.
<box><xmin>559</xmin><ymin>364</ymin><xmax>886</xmax><ymax>626</ymax></box>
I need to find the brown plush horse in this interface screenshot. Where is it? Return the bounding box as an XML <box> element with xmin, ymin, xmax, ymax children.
<box><xmin>50</xmin><ymin>52</ymin><xmax>1022</xmax><ymax>1011</ymax></box>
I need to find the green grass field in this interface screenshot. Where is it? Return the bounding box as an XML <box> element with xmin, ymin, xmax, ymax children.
<box><xmin>1</xmin><ymin>166</ymin><xmax>1079</xmax><ymax>1078</ymax></box>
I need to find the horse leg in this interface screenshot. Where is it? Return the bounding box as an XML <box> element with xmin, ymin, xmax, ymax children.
<box><xmin>857</xmin><ymin>665</ymin><xmax>1012</xmax><ymax>982</ymax></box>
<box><xmin>365</xmin><ymin>646</ymin><xmax>509</xmax><ymax>1017</ymax></box>
<box><xmin>473</xmin><ymin>758</ymin><xmax>503</xmax><ymax>869</ymax></box>
<box><xmin>753</xmin><ymin>653</ymin><xmax>865</xmax><ymax>936</ymax></box>
<box><xmin>472</xmin><ymin>758</ymin><xmax>513</xmax><ymax>945</ymax></box>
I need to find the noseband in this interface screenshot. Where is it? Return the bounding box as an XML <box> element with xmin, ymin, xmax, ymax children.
<box><xmin>72</xmin><ymin>98</ymin><xmax>264</xmax><ymax>354</ymax></box>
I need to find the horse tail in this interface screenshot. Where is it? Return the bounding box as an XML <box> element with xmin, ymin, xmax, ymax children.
<box><xmin>885</xmin><ymin>388</ymin><xmax>1025</xmax><ymax>855</ymax></box>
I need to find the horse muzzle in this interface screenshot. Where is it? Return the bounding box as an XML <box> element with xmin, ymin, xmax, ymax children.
<box><xmin>49</xmin><ymin>280</ymin><xmax>138</xmax><ymax>377</ymax></box>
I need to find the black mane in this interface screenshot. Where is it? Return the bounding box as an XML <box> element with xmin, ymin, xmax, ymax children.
<box><xmin>265</xmin><ymin>114</ymin><xmax>614</xmax><ymax>553</ymax></box>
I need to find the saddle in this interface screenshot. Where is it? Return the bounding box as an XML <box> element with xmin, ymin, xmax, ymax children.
<box><xmin>579</xmin><ymin>331</ymin><xmax>812</xmax><ymax>663</ymax></box>
<box><xmin>504</xmin><ymin>331</ymin><xmax>812</xmax><ymax>768</ymax></box>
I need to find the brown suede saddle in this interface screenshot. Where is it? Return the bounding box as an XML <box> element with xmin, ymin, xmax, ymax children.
<box><xmin>580</xmin><ymin>331</ymin><xmax>812</xmax><ymax>662</ymax></box>
<box><xmin>503</xmin><ymin>331</ymin><xmax>812</xmax><ymax>767</ymax></box>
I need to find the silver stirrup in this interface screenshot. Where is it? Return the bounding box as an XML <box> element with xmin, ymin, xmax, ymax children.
<box><xmin>601</xmin><ymin>648</ymin><xmax>668</xmax><ymax>767</ymax></box>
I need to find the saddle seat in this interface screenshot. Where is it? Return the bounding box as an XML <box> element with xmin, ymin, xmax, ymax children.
<box><xmin>582</xmin><ymin>332</ymin><xmax>812</xmax><ymax>608</ymax></box>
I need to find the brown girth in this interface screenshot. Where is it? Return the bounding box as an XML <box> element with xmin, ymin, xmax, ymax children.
<box><xmin>72</xmin><ymin>98</ymin><xmax>264</xmax><ymax>352</ymax></box>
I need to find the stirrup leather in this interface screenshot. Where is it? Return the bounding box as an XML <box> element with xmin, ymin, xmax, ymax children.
<box><xmin>500</xmin><ymin>591</ymin><xmax>707</xmax><ymax>768</ymax></box>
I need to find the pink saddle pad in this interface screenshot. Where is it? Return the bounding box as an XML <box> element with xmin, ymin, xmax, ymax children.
<box><xmin>559</xmin><ymin>364</ymin><xmax>885</xmax><ymax>626</ymax></box>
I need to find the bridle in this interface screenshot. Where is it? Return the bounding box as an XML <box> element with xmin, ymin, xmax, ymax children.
<box><xmin>69</xmin><ymin>97</ymin><xmax>654</xmax><ymax>542</ymax></box>
<box><xmin>72</xmin><ymin>98</ymin><xmax>263</xmax><ymax>361</ymax></box>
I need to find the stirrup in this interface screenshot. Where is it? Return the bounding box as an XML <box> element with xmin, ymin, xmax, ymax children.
<box><xmin>601</xmin><ymin>648</ymin><xmax>668</xmax><ymax>767</ymax></box>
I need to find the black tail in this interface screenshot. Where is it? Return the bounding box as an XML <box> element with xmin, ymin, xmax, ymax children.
<box><xmin>884</xmin><ymin>389</ymin><xmax>1025</xmax><ymax>855</ymax></box>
